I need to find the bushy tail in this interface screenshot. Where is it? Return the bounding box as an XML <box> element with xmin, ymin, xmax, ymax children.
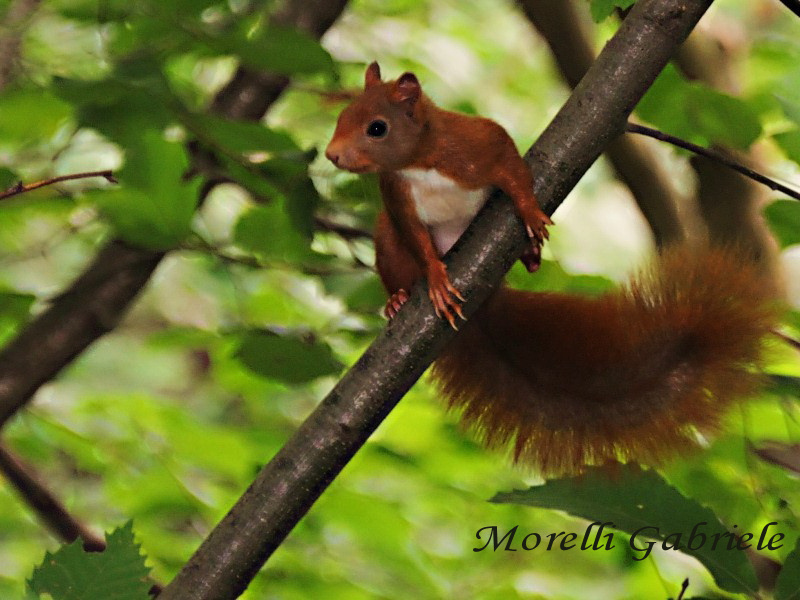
<box><xmin>432</xmin><ymin>246</ymin><xmax>780</xmax><ymax>476</ymax></box>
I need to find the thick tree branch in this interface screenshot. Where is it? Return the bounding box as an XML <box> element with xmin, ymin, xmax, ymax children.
<box><xmin>0</xmin><ymin>441</ymin><xmax>106</xmax><ymax>551</ymax></box>
<box><xmin>0</xmin><ymin>0</ymin><xmax>41</xmax><ymax>91</ymax></box>
<box><xmin>0</xmin><ymin>0</ymin><xmax>350</xmax><ymax>428</ymax></box>
<box><xmin>158</xmin><ymin>1</ymin><xmax>714</xmax><ymax>598</ymax></box>
<box><xmin>779</xmin><ymin>0</ymin><xmax>800</xmax><ymax>19</ymax></box>
<box><xmin>519</xmin><ymin>0</ymin><xmax>687</xmax><ymax>246</ymax></box>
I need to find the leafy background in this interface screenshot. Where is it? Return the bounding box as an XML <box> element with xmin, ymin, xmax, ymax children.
<box><xmin>1</xmin><ymin>0</ymin><xmax>800</xmax><ymax>598</ymax></box>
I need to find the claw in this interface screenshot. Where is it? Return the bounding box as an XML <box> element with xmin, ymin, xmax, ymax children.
<box><xmin>427</xmin><ymin>262</ymin><xmax>466</xmax><ymax>329</ymax></box>
<box><xmin>519</xmin><ymin>205</ymin><xmax>551</xmax><ymax>273</ymax></box>
<box><xmin>384</xmin><ymin>289</ymin><xmax>410</xmax><ymax>319</ymax></box>
<box><xmin>446</xmin><ymin>312</ymin><xmax>459</xmax><ymax>331</ymax></box>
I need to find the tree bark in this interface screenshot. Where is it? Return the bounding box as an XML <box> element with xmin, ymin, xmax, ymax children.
<box><xmin>0</xmin><ymin>0</ymin><xmax>41</xmax><ymax>92</ymax></box>
<box><xmin>0</xmin><ymin>442</ymin><xmax>106</xmax><ymax>551</ymax></box>
<box><xmin>158</xmin><ymin>1</ymin><xmax>714</xmax><ymax>598</ymax></box>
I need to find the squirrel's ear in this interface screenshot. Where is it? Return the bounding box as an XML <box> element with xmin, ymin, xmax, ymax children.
<box><xmin>392</xmin><ymin>72</ymin><xmax>421</xmax><ymax>105</ymax></box>
<box><xmin>365</xmin><ymin>61</ymin><xmax>382</xmax><ymax>89</ymax></box>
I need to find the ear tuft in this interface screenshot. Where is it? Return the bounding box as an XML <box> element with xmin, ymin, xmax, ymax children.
<box><xmin>365</xmin><ymin>62</ymin><xmax>382</xmax><ymax>89</ymax></box>
<box><xmin>392</xmin><ymin>72</ymin><xmax>421</xmax><ymax>104</ymax></box>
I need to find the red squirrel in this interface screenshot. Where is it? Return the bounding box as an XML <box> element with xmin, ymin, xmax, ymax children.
<box><xmin>326</xmin><ymin>62</ymin><xmax>780</xmax><ymax>476</ymax></box>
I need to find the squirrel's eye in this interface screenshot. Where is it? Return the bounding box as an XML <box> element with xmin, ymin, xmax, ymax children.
<box><xmin>366</xmin><ymin>119</ymin><xmax>388</xmax><ymax>138</ymax></box>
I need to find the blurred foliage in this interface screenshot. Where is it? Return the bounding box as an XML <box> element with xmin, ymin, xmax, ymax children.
<box><xmin>0</xmin><ymin>0</ymin><xmax>799</xmax><ymax>599</ymax></box>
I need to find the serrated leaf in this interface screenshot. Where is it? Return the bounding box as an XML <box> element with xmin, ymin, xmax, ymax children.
<box><xmin>776</xmin><ymin>537</ymin><xmax>800</xmax><ymax>600</ymax></box>
<box><xmin>234</xmin><ymin>329</ymin><xmax>343</xmax><ymax>383</ymax></box>
<box><xmin>774</xmin><ymin>129</ymin><xmax>800</xmax><ymax>165</ymax></box>
<box><xmin>491</xmin><ymin>464</ymin><xmax>758</xmax><ymax>594</ymax></box>
<box><xmin>764</xmin><ymin>200</ymin><xmax>800</xmax><ymax>248</ymax></box>
<box><xmin>28</xmin><ymin>521</ymin><xmax>150</xmax><ymax>600</ymax></box>
<box><xmin>589</xmin><ymin>0</ymin><xmax>636</xmax><ymax>22</ymax></box>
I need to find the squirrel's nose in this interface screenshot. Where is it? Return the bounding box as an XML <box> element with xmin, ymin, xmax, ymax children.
<box><xmin>325</xmin><ymin>143</ymin><xmax>340</xmax><ymax>166</ymax></box>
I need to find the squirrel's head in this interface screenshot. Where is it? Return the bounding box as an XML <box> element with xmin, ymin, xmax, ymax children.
<box><xmin>325</xmin><ymin>62</ymin><xmax>426</xmax><ymax>173</ymax></box>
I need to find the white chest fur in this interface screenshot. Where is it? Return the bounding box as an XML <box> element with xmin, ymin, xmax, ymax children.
<box><xmin>399</xmin><ymin>168</ymin><xmax>489</xmax><ymax>255</ymax></box>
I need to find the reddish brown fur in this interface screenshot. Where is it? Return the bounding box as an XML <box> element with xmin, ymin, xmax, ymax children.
<box><xmin>432</xmin><ymin>246</ymin><xmax>779</xmax><ymax>476</ymax></box>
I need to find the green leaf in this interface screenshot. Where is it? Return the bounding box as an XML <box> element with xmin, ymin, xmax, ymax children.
<box><xmin>776</xmin><ymin>537</ymin><xmax>800</xmax><ymax>600</ymax></box>
<box><xmin>590</xmin><ymin>0</ymin><xmax>635</xmax><ymax>22</ymax></box>
<box><xmin>234</xmin><ymin>329</ymin><xmax>343</xmax><ymax>384</ymax></box>
<box><xmin>0</xmin><ymin>291</ymin><xmax>35</xmax><ymax>345</ymax></box>
<box><xmin>774</xmin><ymin>67</ymin><xmax>800</xmax><ymax>125</ymax></box>
<box><xmin>322</xmin><ymin>272</ymin><xmax>386</xmax><ymax>314</ymax></box>
<box><xmin>265</xmin><ymin>157</ymin><xmax>321</xmax><ymax>238</ymax></box>
<box><xmin>768</xmin><ymin>375</ymin><xmax>800</xmax><ymax>398</ymax></box>
<box><xmin>636</xmin><ymin>67</ymin><xmax>762</xmax><ymax>149</ymax></box>
<box><xmin>764</xmin><ymin>200</ymin><xmax>800</xmax><ymax>249</ymax></box>
<box><xmin>0</xmin><ymin>89</ymin><xmax>72</xmax><ymax>142</ymax></box>
<box><xmin>202</xmin><ymin>24</ymin><xmax>336</xmax><ymax>77</ymax></box>
<box><xmin>52</xmin><ymin>66</ymin><xmax>174</xmax><ymax>148</ymax></box>
<box><xmin>186</xmin><ymin>114</ymin><xmax>300</xmax><ymax>157</ymax></box>
<box><xmin>687</xmin><ymin>87</ymin><xmax>762</xmax><ymax>149</ymax></box>
<box><xmin>28</xmin><ymin>521</ymin><xmax>151</xmax><ymax>600</ymax></box>
<box><xmin>635</xmin><ymin>66</ymin><xmax>695</xmax><ymax>141</ymax></box>
<box><xmin>233</xmin><ymin>203</ymin><xmax>313</xmax><ymax>262</ymax></box>
<box><xmin>217</xmin><ymin>154</ymin><xmax>320</xmax><ymax>239</ymax></box>
<box><xmin>0</xmin><ymin>168</ymin><xmax>19</xmax><ymax>190</ymax></box>
<box><xmin>89</xmin><ymin>132</ymin><xmax>199</xmax><ymax>249</ymax></box>
<box><xmin>774</xmin><ymin>129</ymin><xmax>800</xmax><ymax>165</ymax></box>
<box><xmin>491</xmin><ymin>464</ymin><xmax>759</xmax><ymax>594</ymax></box>
<box><xmin>506</xmin><ymin>259</ymin><xmax>613</xmax><ymax>295</ymax></box>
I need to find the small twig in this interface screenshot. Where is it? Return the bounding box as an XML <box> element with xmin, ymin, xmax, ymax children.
<box><xmin>0</xmin><ymin>170</ymin><xmax>118</xmax><ymax>201</ymax></box>
<box><xmin>779</xmin><ymin>0</ymin><xmax>800</xmax><ymax>19</ymax></box>
<box><xmin>625</xmin><ymin>123</ymin><xmax>800</xmax><ymax>201</ymax></box>
<box><xmin>0</xmin><ymin>441</ymin><xmax>106</xmax><ymax>551</ymax></box>
<box><xmin>774</xmin><ymin>330</ymin><xmax>800</xmax><ymax>351</ymax></box>
<box><xmin>675</xmin><ymin>578</ymin><xmax>690</xmax><ymax>600</ymax></box>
